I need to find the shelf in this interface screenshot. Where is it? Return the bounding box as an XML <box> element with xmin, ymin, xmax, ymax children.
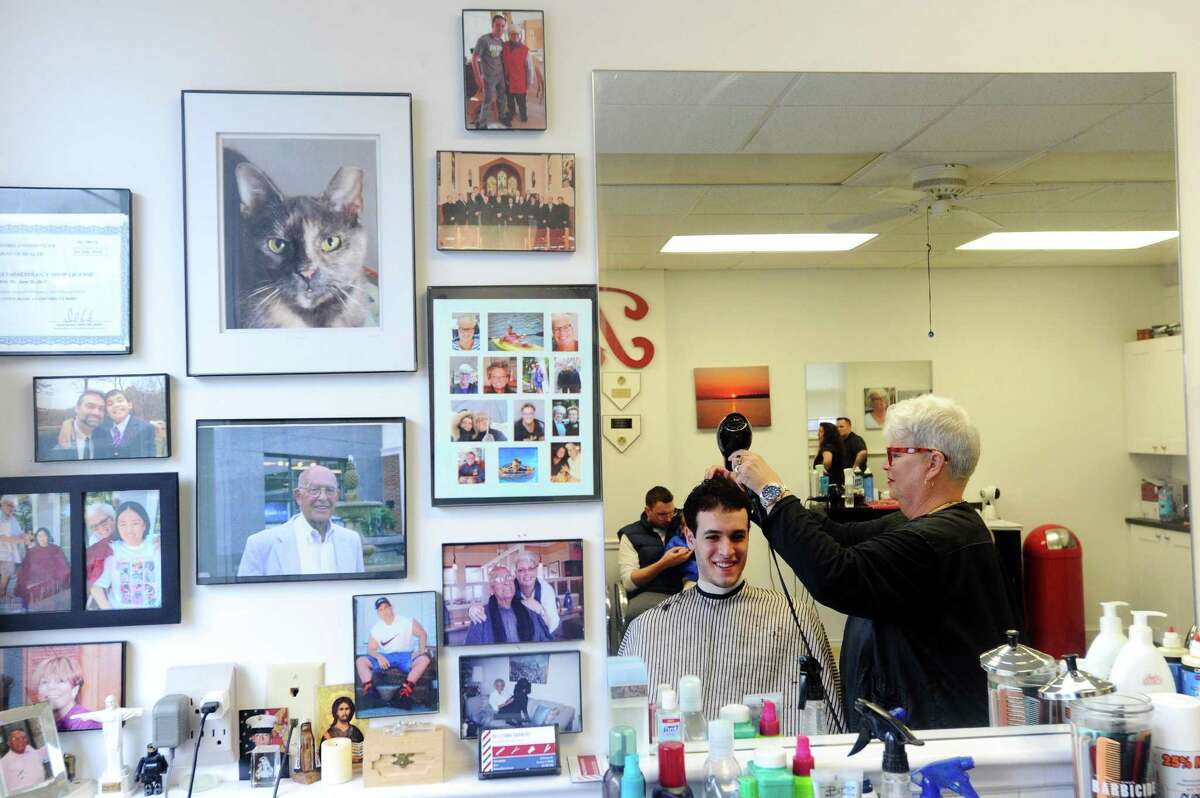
<box><xmin>1126</xmin><ymin>516</ymin><xmax>1190</xmax><ymax>533</ymax></box>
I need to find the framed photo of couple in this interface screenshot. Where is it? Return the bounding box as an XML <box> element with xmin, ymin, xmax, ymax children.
<box><xmin>32</xmin><ymin>374</ymin><xmax>169</xmax><ymax>463</ymax></box>
<box><xmin>427</xmin><ymin>285</ymin><xmax>600</xmax><ymax>506</ymax></box>
<box><xmin>0</xmin><ymin>473</ymin><xmax>180</xmax><ymax>632</ymax></box>
<box><xmin>181</xmin><ymin>90</ymin><xmax>417</xmax><ymax>376</ymax></box>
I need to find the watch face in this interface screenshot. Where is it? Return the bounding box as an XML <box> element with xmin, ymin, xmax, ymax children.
<box><xmin>761</xmin><ymin>484</ymin><xmax>782</xmax><ymax>502</ymax></box>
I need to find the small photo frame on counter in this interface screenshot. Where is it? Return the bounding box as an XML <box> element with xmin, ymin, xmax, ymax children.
<box><xmin>477</xmin><ymin>724</ymin><xmax>560</xmax><ymax>780</ymax></box>
<box><xmin>0</xmin><ymin>702</ymin><xmax>70</xmax><ymax>798</ymax></box>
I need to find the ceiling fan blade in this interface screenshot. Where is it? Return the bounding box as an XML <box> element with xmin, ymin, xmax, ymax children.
<box><xmin>872</xmin><ymin>187</ymin><xmax>928</xmax><ymax>204</ymax></box>
<box><xmin>960</xmin><ymin>186</ymin><xmax>1072</xmax><ymax>201</ymax></box>
<box><xmin>950</xmin><ymin>206</ymin><xmax>1004</xmax><ymax>230</ymax></box>
<box><xmin>827</xmin><ymin>205</ymin><xmax>915</xmax><ymax>232</ymax></box>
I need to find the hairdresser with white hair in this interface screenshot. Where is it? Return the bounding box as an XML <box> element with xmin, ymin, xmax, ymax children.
<box><xmin>719</xmin><ymin>394</ymin><xmax>1015</xmax><ymax>730</ymax></box>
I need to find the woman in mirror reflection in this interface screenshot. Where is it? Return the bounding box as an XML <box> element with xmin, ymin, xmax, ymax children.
<box><xmin>723</xmin><ymin>394</ymin><xmax>1015</xmax><ymax>730</ymax></box>
<box><xmin>814</xmin><ymin>421</ymin><xmax>845</xmax><ymax>487</ymax></box>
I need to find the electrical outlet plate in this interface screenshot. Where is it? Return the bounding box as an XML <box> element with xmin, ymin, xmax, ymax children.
<box><xmin>164</xmin><ymin>663</ymin><xmax>237</xmax><ymax>771</ymax></box>
<box><xmin>266</xmin><ymin>662</ymin><xmax>325</xmax><ymax>726</ymax></box>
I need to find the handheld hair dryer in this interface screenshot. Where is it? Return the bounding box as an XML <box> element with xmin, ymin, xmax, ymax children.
<box><xmin>716</xmin><ymin>412</ymin><xmax>752</xmax><ymax>472</ymax></box>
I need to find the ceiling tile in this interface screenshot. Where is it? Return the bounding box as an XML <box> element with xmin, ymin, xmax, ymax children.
<box><xmin>780</xmin><ymin>73</ymin><xmax>990</xmax><ymax>106</ymax></box>
<box><xmin>597</xmin><ymin>153</ymin><xmax>875</xmax><ymax>185</ymax></box>
<box><xmin>596</xmin><ymin>105</ymin><xmax>771</xmax><ymax>154</ymax></box>
<box><xmin>597</xmin><ymin>186</ymin><xmax>707</xmax><ymax>215</ymax></box>
<box><xmin>1003</xmin><ymin>247</ymin><xmax>1178</xmax><ymax>269</ymax></box>
<box><xmin>595</xmin><ymin>214</ymin><xmax>686</xmax><ymax>237</ymax></box>
<box><xmin>964</xmin><ymin>74</ymin><xmax>1170</xmax><ymax>105</ymax></box>
<box><xmin>901</xmin><ymin>105</ymin><xmax>1124</xmax><ymax>152</ymax></box>
<box><xmin>997</xmin><ymin>152</ymin><xmax>1177</xmax><ymax>183</ymax></box>
<box><xmin>689</xmin><ymin>185</ymin><xmax>840</xmax><ymax>214</ymax></box>
<box><xmin>735</xmin><ymin>250</ymin><xmax>920</xmax><ymax>268</ymax></box>
<box><xmin>1055</xmin><ymin>103</ymin><xmax>1176</xmax><ymax>152</ymax></box>
<box><xmin>593</xmin><ymin>71</ymin><xmax>795</xmax><ymax>107</ymax></box>
<box><xmin>602</xmin><ymin>236</ymin><xmax>669</xmax><ymax>254</ymax></box>
<box><xmin>1058</xmin><ymin>182</ymin><xmax>1177</xmax><ymax>213</ymax></box>
<box><xmin>745</xmin><ymin>106</ymin><xmax>948</xmax><ymax>154</ymax></box>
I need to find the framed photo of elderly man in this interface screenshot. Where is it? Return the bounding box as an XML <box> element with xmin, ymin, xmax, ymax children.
<box><xmin>0</xmin><ymin>702</ymin><xmax>69</xmax><ymax>798</ymax></box>
<box><xmin>442</xmin><ymin>540</ymin><xmax>584</xmax><ymax>647</ymax></box>
<box><xmin>351</xmin><ymin>591</ymin><xmax>439</xmax><ymax>719</ymax></box>
<box><xmin>32</xmin><ymin>374</ymin><xmax>169</xmax><ymax>463</ymax></box>
<box><xmin>0</xmin><ymin>473</ymin><xmax>181</xmax><ymax>633</ymax></box>
<box><xmin>462</xmin><ymin>10</ymin><xmax>546</xmax><ymax>131</ymax></box>
<box><xmin>457</xmin><ymin>651</ymin><xmax>581</xmax><ymax>740</ymax></box>
<box><xmin>195</xmin><ymin>418</ymin><xmax>407</xmax><ymax>585</ymax></box>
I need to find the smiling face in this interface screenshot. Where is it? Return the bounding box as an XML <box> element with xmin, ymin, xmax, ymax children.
<box><xmin>515</xmin><ymin>556</ymin><xmax>538</xmax><ymax>592</ymax></box>
<box><xmin>294</xmin><ymin>465</ymin><xmax>339</xmax><ymax>527</ymax></box>
<box><xmin>567</xmin><ymin>407</ymin><xmax>579</xmax><ymax>423</ymax></box>
<box><xmin>7</xmin><ymin>729</ymin><xmax>28</xmax><ymax>754</ymax></box>
<box><xmin>489</xmin><ymin>566</ymin><xmax>516</xmax><ymax>605</ymax></box>
<box><xmin>685</xmin><ymin>506</ymin><xmax>749</xmax><ymax>589</ymax></box>
<box><xmin>37</xmin><ymin>671</ymin><xmax>79</xmax><ymax>712</ymax></box>
<box><xmin>105</xmin><ymin>392</ymin><xmax>132</xmax><ymax>424</ymax></box>
<box><xmin>86</xmin><ymin>509</ymin><xmax>114</xmax><ymax>541</ymax></box>
<box><xmin>456</xmin><ymin>317</ymin><xmax>476</xmax><ymax>349</ymax></box>
<box><xmin>487</xmin><ymin>365</ymin><xmax>509</xmax><ymax>392</ymax></box>
<box><xmin>75</xmin><ymin>392</ymin><xmax>105</xmax><ymax>431</ymax></box>
<box><xmin>521</xmin><ymin>404</ymin><xmax>536</xmax><ymax>425</ymax></box>
<box><xmin>551</xmin><ymin>314</ymin><xmax>576</xmax><ymax>349</ymax></box>
<box><xmin>117</xmin><ymin>507</ymin><xmax>147</xmax><ymax>547</ymax></box>
<box><xmin>459</xmin><ymin>415</ymin><xmax>475</xmax><ymax>435</ymax></box>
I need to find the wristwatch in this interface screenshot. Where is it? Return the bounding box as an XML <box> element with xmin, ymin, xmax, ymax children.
<box><xmin>758</xmin><ymin>483</ymin><xmax>786</xmax><ymax>512</ymax></box>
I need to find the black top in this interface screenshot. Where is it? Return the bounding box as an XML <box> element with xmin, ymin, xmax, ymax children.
<box><xmin>814</xmin><ymin>444</ymin><xmax>845</xmax><ymax>486</ymax></box>
<box><xmin>841</xmin><ymin>431</ymin><xmax>868</xmax><ymax>470</ymax></box>
<box><xmin>762</xmin><ymin>498</ymin><xmax>1015</xmax><ymax>730</ymax></box>
<box><xmin>617</xmin><ymin>514</ymin><xmax>684</xmax><ymax>598</ymax></box>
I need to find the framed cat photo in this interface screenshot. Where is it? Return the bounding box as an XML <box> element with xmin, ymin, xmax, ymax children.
<box><xmin>426</xmin><ymin>285</ymin><xmax>601</xmax><ymax>506</ymax></box>
<box><xmin>181</xmin><ymin>90</ymin><xmax>417</xmax><ymax>376</ymax></box>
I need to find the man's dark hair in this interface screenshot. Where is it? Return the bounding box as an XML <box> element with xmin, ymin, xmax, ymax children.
<box><xmin>492</xmin><ymin>14</ymin><xmax>505</xmax><ymax>23</ymax></box>
<box><xmin>836</xmin><ymin>416</ymin><xmax>852</xmax><ymax>426</ymax></box>
<box><xmin>683</xmin><ymin>477</ymin><xmax>753</xmax><ymax>534</ymax></box>
<box><xmin>76</xmin><ymin>389</ymin><xmax>104</xmax><ymax>407</ymax></box>
<box><xmin>644</xmin><ymin>486</ymin><xmax>673</xmax><ymax>508</ymax></box>
<box><xmin>104</xmin><ymin>389</ymin><xmax>129</xmax><ymax>403</ymax></box>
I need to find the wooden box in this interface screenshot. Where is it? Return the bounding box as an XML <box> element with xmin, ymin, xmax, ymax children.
<box><xmin>362</xmin><ymin>723</ymin><xmax>445</xmax><ymax>788</ymax></box>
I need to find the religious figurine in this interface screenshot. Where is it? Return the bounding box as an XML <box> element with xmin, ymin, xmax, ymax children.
<box><xmin>292</xmin><ymin>721</ymin><xmax>320</xmax><ymax>785</ymax></box>
<box><xmin>134</xmin><ymin>744</ymin><xmax>168</xmax><ymax>795</ymax></box>
<box><xmin>77</xmin><ymin>695</ymin><xmax>143</xmax><ymax>796</ymax></box>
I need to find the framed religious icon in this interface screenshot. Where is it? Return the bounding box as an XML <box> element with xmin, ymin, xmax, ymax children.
<box><xmin>426</xmin><ymin>285</ymin><xmax>600</xmax><ymax>505</ymax></box>
<box><xmin>461</xmin><ymin>10</ymin><xmax>547</xmax><ymax>131</ymax></box>
<box><xmin>0</xmin><ymin>702</ymin><xmax>69</xmax><ymax>798</ymax></box>
<box><xmin>181</xmin><ymin>90</ymin><xmax>417</xmax><ymax>376</ymax></box>
<box><xmin>195</xmin><ymin>418</ymin><xmax>407</xmax><ymax>585</ymax></box>
<box><xmin>32</xmin><ymin>374</ymin><xmax>170</xmax><ymax>462</ymax></box>
<box><xmin>0</xmin><ymin>473</ymin><xmax>181</xmax><ymax>632</ymax></box>
<box><xmin>0</xmin><ymin>187</ymin><xmax>132</xmax><ymax>356</ymax></box>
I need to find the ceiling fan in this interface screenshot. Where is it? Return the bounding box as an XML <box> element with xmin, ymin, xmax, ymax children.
<box><xmin>828</xmin><ymin>163</ymin><xmax>1056</xmax><ymax>233</ymax></box>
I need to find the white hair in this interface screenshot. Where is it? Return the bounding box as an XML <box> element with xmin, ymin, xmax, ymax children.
<box><xmin>85</xmin><ymin>501</ymin><xmax>116</xmax><ymax>522</ymax></box>
<box><xmin>0</xmin><ymin>496</ymin><xmax>16</xmax><ymax>506</ymax></box>
<box><xmin>882</xmin><ymin>394</ymin><xmax>980</xmax><ymax>482</ymax></box>
<box><xmin>515</xmin><ymin>551</ymin><xmax>538</xmax><ymax>568</ymax></box>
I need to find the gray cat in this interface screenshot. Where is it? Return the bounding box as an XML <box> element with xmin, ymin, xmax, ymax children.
<box><xmin>233</xmin><ymin>156</ymin><xmax>374</xmax><ymax>328</ymax></box>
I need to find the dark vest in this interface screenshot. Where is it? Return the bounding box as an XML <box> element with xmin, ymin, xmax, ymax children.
<box><xmin>618</xmin><ymin>515</ymin><xmax>683</xmax><ymax>597</ymax></box>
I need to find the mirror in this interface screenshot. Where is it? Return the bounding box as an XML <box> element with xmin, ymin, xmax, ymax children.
<box><xmin>595</xmin><ymin>71</ymin><xmax>1188</xmax><ymax>735</ymax></box>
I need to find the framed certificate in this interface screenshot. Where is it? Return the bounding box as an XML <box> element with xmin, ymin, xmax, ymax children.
<box><xmin>426</xmin><ymin>285</ymin><xmax>601</xmax><ymax>506</ymax></box>
<box><xmin>0</xmin><ymin>187</ymin><xmax>132</xmax><ymax>356</ymax></box>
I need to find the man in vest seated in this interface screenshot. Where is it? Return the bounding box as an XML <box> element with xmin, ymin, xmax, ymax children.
<box><xmin>617</xmin><ymin>486</ymin><xmax>691</xmax><ymax>621</ymax></box>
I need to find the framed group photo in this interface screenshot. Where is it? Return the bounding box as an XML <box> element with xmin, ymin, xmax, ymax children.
<box><xmin>181</xmin><ymin>90</ymin><xmax>416</xmax><ymax>376</ymax></box>
<box><xmin>0</xmin><ymin>642</ymin><xmax>125</xmax><ymax>733</ymax></box>
<box><xmin>457</xmin><ymin>651</ymin><xmax>581</xmax><ymax>740</ymax></box>
<box><xmin>435</xmin><ymin>151</ymin><xmax>575</xmax><ymax>252</ymax></box>
<box><xmin>351</xmin><ymin>591</ymin><xmax>439</xmax><ymax>719</ymax></box>
<box><xmin>442</xmin><ymin>540</ymin><xmax>584</xmax><ymax>646</ymax></box>
<box><xmin>461</xmin><ymin>10</ymin><xmax>547</xmax><ymax>131</ymax></box>
<box><xmin>0</xmin><ymin>186</ymin><xmax>132</xmax><ymax>357</ymax></box>
<box><xmin>427</xmin><ymin>285</ymin><xmax>600</xmax><ymax>506</ymax></box>
<box><xmin>32</xmin><ymin>374</ymin><xmax>169</xmax><ymax>462</ymax></box>
<box><xmin>0</xmin><ymin>473</ymin><xmax>180</xmax><ymax>632</ymax></box>
<box><xmin>195</xmin><ymin>418</ymin><xmax>407</xmax><ymax>585</ymax></box>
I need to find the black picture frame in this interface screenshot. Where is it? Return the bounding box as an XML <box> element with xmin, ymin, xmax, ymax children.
<box><xmin>31</xmin><ymin>373</ymin><xmax>171</xmax><ymax>463</ymax></box>
<box><xmin>441</xmin><ymin>539</ymin><xmax>585</xmax><ymax>648</ymax></box>
<box><xmin>0</xmin><ymin>641</ymin><xmax>126</xmax><ymax>733</ymax></box>
<box><xmin>461</xmin><ymin>9</ymin><xmax>548</xmax><ymax>132</ymax></box>
<box><xmin>426</xmin><ymin>285</ymin><xmax>601</xmax><ymax>506</ymax></box>
<box><xmin>0</xmin><ymin>186</ymin><xmax>133</xmax><ymax>357</ymax></box>
<box><xmin>350</xmin><ymin>590</ymin><xmax>441</xmax><ymax>719</ymax></box>
<box><xmin>0</xmin><ymin>472</ymin><xmax>180</xmax><ymax>632</ymax></box>
<box><xmin>457</xmin><ymin>650</ymin><xmax>582</xmax><ymax>740</ymax></box>
<box><xmin>181</xmin><ymin>90</ymin><xmax>418</xmax><ymax>376</ymax></box>
<box><xmin>434</xmin><ymin>151</ymin><xmax>576</xmax><ymax>253</ymax></box>
<box><xmin>194</xmin><ymin>417</ymin><xmax>408</xmax><ymax>585</ymax></box>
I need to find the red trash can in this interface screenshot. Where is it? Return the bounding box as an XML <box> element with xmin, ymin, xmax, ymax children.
<box><xmin>1022</xmin><ymin>524</ymin><xmax>1085</xmax><ymax>659</ymax></box>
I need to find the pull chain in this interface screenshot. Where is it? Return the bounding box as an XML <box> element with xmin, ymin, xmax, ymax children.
<box><xmin>925</xmin><ymin>208</ymin><xmax>935</xmax><ymax>339</ymax></box>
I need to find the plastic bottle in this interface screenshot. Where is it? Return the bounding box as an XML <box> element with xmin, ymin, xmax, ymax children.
<box><xmin>758</xmin><ymin>698</ymin><xmax>780</xmax><ymax>737</ymax></box>
<box><xmin>817</xmin><ymin>470</ymin><xmax>829</xmax><ymax>498</ymax></box>
<box><xmin>739</xmin><ymin>775</ymin><xmax>759</xmax><ymax>798</ymax></box>
<box><xmin>797</xmin><ymin>656</ymin><xmax>828</xmax><ymax>737</ymax></box>
<box><xmin>811</xmin><ymin>467</ymin><xmax>824</xmax><ymax>499</ymax></box>
<box><xmin>848</xmin><ymin>700</ymin><xmax>923</xmax><ymax>798</ymax></box>
<box><xmin>862</xmin><ymin>467</ymin><xmax>874</xmax><ymax>502</ymax></box>
<box><xmin>1083</xmin><ymin>601</ymin><xmax>1129</xmax><ymax>679</ymax></box>
<box><xmin>842</xmin><ymin>469</ymin><xmax>855</xmax><ymax>508</ymax></box>
<box><xmin>1159</xmin><ymin>482</ymin><xmax>1175</xmax><ymax>520</ymax></box>
<box><xmin>1159</xmin><ymin>626</ymin><xmax>1189</xmax><ymax>693</ymax></box>
<box><xmin>653</xmin><ymin>742</ymin><xmax>693</xmax><ymax>798</ymax></box>
<box><xmin>718</xmin><ymin>704</ymin><xmax>757</xmax><ymax>739</ymax></box>
<box><xmin>752</xmin><ymin>748</ymin><xmax>792</xmax><ymax>798</ymax></box>
<box><xmin>621</xmin><ymin>752</ymin><xmax>646</xmax><ymax>798</ymax></box>
<box><xmin>701</xmin><ymin>719</ymin><xmax>740</xmax><ymax>798</ymax></box>
<box><xmin>791</xmin><ymin>735</ymin><xmax>814</xmax><ymax>798</ymax></box>
<box><xmin>656</xmin><ymin>688</ymin><xmax>683</xmax><ymax>743</ymax></box>
<box><xmin>678</xmin><ymin>675</ymin><xmax>707</xmax><ymax>743</ymax></box>
<box><xmin>1181</xmin><ymin>631</ymin><xmax>1200</xmax><ymax>697</ymax></box>
<box><xmin>1110</xmin><ymin>610</ymin><xmax>1175</xmax><ymax>694</ymax></box>
<box><xmin>1150</xmin><ymin>693</ymin><xmax>1200</xmax><ymax>798</ymax></box>
<box><xmin>604</xmin><ymin>726</ymin><xmax>637</xmax><ymax>798</ymax></box>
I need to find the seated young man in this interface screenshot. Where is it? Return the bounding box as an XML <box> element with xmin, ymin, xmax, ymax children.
<box><xmin>618</xmin><ymin>477</ymin><xmax>845</xmax><ymax>734</ymax></box>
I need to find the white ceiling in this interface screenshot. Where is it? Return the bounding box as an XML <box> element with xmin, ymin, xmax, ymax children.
<box><xmin>593</xmin><ymin>71</ymin><xmax>1179</xmax><ymax>272</ymax></box>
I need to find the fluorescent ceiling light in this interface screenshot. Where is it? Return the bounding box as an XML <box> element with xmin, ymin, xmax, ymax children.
<box><xmin>660</xmin><ymin>233</ymin><xmax>875</xmax><ymax>253</ymax></box>
<box><xmin>958</xmin><ymin>231</ymin><xmax>1179</xmax><ymax>251</ymax></box>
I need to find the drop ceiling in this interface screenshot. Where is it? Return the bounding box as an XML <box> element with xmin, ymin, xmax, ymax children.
<box><xmin>594</xmin><ymin>71</ymin><xmax>1179</xmax><ymax>272</ymax></box>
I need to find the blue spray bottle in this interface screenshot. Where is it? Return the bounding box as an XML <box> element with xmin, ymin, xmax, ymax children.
<box><xmin>911</xmin><ymin>757</ymin><xmax>979</xmax><ymax>798</ymax></box>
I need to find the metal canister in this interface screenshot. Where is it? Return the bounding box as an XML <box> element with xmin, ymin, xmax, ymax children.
<box><xmin>980</xmin><ymin>629</ymin><xmax>1058</xmax><ymax>726</ymax></box>
<box><xmin>1039</xmin><ymin>654</ymin><xmax>1115</xmax><ymax>724</ymax></box>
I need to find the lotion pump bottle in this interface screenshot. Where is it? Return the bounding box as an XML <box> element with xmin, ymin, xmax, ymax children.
<box><xmin>1110</xmin><ymin>609</ymin><xmax>1175</xmax><ymax>694</ymax></box>
<box><xmin>678</xmin><ymin>675</ymin><xmax>707</xmax><ymax>742</ymax></box>
<box><xmin>1084</xmin><ymin>601</ymin><xmax>1129</xmax><ymax>679</ymax></box>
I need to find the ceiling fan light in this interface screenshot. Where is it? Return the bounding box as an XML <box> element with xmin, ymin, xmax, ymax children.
<box><xmin>661</xmin><ymin>233</ymin><xmax>875</xmax><ymax>253</ymax></box>
<box><xmin>958</xmin><ymin>231</ymin><xmax>1179</xmax><ymax>250</ymax></box>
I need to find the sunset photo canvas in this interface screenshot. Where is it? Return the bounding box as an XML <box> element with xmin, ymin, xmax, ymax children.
<box><xmin>693</xmin><ymin>366</ymin><xmax>771</xmax><ymax>429</ymax></box>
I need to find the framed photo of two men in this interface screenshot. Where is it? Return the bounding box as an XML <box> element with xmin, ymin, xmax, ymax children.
<box><xmin>32</xmin><ymin>374</ymin><xmax>169</xmax><ymax>463</ymax></box>
<box><xmin>181</xmin><ymin>90</ymin><xmax>416</xmax><ymax>376</ymax></box>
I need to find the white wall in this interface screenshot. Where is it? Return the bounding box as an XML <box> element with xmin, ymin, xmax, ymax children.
<box><xmin>6</xmin><ymin>0</ymin><xmax>1200</xmax><ymax>781</ymax></box>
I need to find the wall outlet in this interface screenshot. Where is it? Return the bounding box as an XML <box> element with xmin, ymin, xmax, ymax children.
<box><xmin>164</xmin><ymin>663</ymin><xmax>238</xmax><ymax>776</ymax></box>
<box><xmin>266</xmin><ymin>662</ymin><xmax>325</xmax><ymax>725</ymax></box>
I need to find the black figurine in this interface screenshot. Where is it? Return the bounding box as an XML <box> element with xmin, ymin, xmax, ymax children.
<box><xmin>134</xmin><ymin>743</ymin><xmax>168</xmax><ymax>795</ymax></box>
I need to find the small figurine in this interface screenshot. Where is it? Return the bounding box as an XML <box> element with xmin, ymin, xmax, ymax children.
<box><xmin>77</xmin><ymin>695</ymin><xmax>143</xmax><ymax>796</ymax></box>
<box><xmin>134</xmin><ymin>743</ymin><xmax>168</xmax><ymax>795</ymax></box>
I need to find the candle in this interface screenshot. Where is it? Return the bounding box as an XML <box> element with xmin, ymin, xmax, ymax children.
<box><xmin>320</xmin><ymin>738</ymin><xmax>353</xmax><ymax>785</ymax></box>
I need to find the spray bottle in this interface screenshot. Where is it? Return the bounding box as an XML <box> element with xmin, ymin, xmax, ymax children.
<box><xmin>792</xmin><ymin>735</ymin><xmax>815</xmax><ymax>798</ymax></box>
<box><xmin>1159</xmin><ymin>627</ymin><xmax>1189</xmax><ymax>693</ymax></box>
<box><xmin>797</xmin><ymin>656</ymin><xmax>828</xmax><ymax>736</ymax></box>
<box><xmin>910</xmin><ymin>757</ymin><xmax>979</xmax><ymax>798</ymax></box>
<box><xmin>1083</xmin><ymin>601</ymin><xmax>1129</xmax><ymax>679</ymax></box>
<box><xmin>620</xmin><ymin>752</ymin><xmax>646</xmax><ymax>798</ymax></box>
<box><xmin>1110</xmin><ymin>610</ymin><xmax>1174</xmax><ymax>694</ymax></box>
<box><xmin>847</xmin><ymin>700</ymin><xmax>924</xmax><ymax>798</ymax></box>
<box><xmin>758</xmin><ymin>698</ymin><xmax>780</xmax><ymax>737</ymax></box>
<box><xmin>604</xmin><ymin>726</ymin><xmax>637</xmax><ymax>798</ymax></box>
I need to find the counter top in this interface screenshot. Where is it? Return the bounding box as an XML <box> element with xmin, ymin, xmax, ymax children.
<box><xmin>1126</xmin><ymin>516</ymin><xmax>1190</xmax><ymax>533</ymax></box>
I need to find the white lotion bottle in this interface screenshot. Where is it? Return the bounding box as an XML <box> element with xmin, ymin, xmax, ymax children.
<box><xmin>1084</xmin><ymin>600</ymin><xmax>1129</xmax><ymax>679</ymax></box>
<box><xmin>1110</xmin><ymin>609</ymin><xmax>1175</xmax><ymax>694</ymax></box>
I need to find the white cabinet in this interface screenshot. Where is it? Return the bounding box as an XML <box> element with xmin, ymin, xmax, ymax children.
<box><xmin>1124</xmin><ymin>337</ymin><xmax>1186</xmax><ymax>455</ymax></box>
<box><xmin>1128</xmin><ymin>523</ymin><xmax>1195</xmax><ymax>629</ymax></box>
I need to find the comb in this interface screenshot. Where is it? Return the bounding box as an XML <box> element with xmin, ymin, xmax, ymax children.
<box><xmin>1097</xmin><ymin>737</ymin><xmax>1121</xmax><ymax>790</ymax></box>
